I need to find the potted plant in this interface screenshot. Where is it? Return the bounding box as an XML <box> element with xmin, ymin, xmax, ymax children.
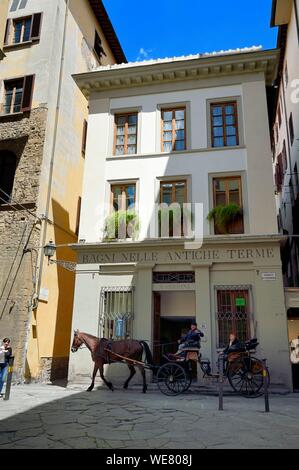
<box><xmin>207</xmin><ymin>203</ymin><xmax>243</xmax><ymax>234</ymax></box>
<box><xmin>103</xmin><ymin>210</ymin><xmax>140</xmax><ymax>241</ymax></box>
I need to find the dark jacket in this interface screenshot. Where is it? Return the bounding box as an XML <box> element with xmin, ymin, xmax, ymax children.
<box><xmin>223</xmin><ymin>338</ymin><xmax>240</xmax><ymax>355</ymax></box>
<box><xmin>0</xmin><ymin>347</ymin><xmax>12</xmax><ymax>365</ymax></box>
<box><xmin>181</xmin><ymin>329</ymin><xmax>204</xmax><ymax>343</ymax></box>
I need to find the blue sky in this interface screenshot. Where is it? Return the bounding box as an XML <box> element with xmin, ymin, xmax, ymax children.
<box><xmin>104</xmin><ymin>0</ymin><xmax>278</xmax><ymax>62</ymax></box>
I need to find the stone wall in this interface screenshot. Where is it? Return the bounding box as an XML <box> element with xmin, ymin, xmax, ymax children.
<box><xmin>0</xmin><ymin>107</ymin><xmax>47</xmax><ymax>381</ymax></box>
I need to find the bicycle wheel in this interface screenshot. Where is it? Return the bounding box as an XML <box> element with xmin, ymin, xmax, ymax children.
<box><xmin>227</xmin><ymin>356</ymin><xmax>270</xmax><ymax>398</ymax></box>
<box><xmin>156</xmin><ymin>363</ymin><xmax>189</xmax><ymax>396</ymax></box>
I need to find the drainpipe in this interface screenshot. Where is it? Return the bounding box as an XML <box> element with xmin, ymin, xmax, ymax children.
<box><xmin>24</xmin><ymin>0</ymin><xmax>70</xmax><ymax>380</ymax></box>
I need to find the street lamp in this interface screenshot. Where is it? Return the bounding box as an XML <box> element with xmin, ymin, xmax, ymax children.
<box><xmin>43</xmin><ymin>240</ymin><xmax>77</xmax><ymax>272</ymax></box>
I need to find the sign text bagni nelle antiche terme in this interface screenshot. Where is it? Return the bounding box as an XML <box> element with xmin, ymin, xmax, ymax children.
<box><xmin>79</xmin><ymin>247</ymin><xmax>276</xmax><ymax>264</ymax></box>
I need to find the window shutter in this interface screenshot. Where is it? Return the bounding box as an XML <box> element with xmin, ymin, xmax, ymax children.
<box><xmin>21</xmin><ymin>75</ymin><xmax>35</xmax><ymax>112</ymax></box>
<box><xmin>82</xmin><ymin>119</ymin><xmax>88</xmax><ymax>155</ymax></box>
<box><xmin>4</xmin><ymin>19</ymin><xmax>11</xmax><ymax>45</ymax></box>
<box><xmin>30</xmin><ymin>13</ymin><xmax>42</xmax><ymax>40</ymax></box>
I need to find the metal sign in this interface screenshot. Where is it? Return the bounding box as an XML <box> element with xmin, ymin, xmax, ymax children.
<box><xmin>261</xmin><ymin>272</ymin><xmax>276</xmax><ymax>281</ymax></box>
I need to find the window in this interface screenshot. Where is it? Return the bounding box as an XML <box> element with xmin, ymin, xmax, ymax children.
<box><xmin>153</xmin><ymin>272</ymin><xmax>195</xmax><ymax>283</ymax></box>
<box><xmin>160</xmin><ymin>180</ymin><xmax>187</xmax><ymax>237</ymax></box>
<box><xmin>275</xmin><ymin>154</ymin><xmax>283</xmax><ymax>193</ymax></box>
<box><xmin>160</xmin><ymin>180</ymin><xmax>186</xmax><ymax>206</ymax></box>
<box><xmin>94</xmin><ymin>30</ymin><xmax>106</xmax><ymax>62</ymax></box>
<box><xmin>282</xmin><ymin>140</ymin><xmax>287</xmax><ymax>172</ymax></box>
<box><xmin>211</xmin><ymin>102</ymin><xmax>239</xmax><ymax>147</ymax></box>
<box><xmin>161</xmin><ymin>108</ymin><xmax>186</xmax><ymax>152</ymax></box>
<box><xmin>111</xmin><ymin>183</ymin><xmax>136</xmax><ymax>212</ymax></box>
<box><xmin>0</xmin><ymin>151</ymin><xmax>17</xmax><ymax>204</ymax></box>
<box><xmin>212</xmin><ymin>176</ymin><xmax>244</xmax><ymax>234</ymax></box>
<box><xmin>99</xmin><ymin>287</ymin><xmax>134</xmax><ymax>340</ymax></box>
<box><xmin>289</xmin><ymin>113</ymin><xmax>294</xmax><ymax>146</ymax></box>
<box><xmin>4</xmin><ymin>13</ymin><xmax>42</xmax><ymax>46</ymax></box>
<box><xmin>278</xmin><ymin>103</ymin><xmax>282</xmax><ymax>128</ymax></box>
<box><xmin>75</xmin><ymin>196</ymin><xmax>81</xmax><ymax>236</ymax></box>
<box><xmin>114</xmin><ymin>114</ymin><xmax>138</xmax><ymax>155</ymax></box>
<box><xmin>81</xmin><ymin>119</ymin><xmax>88</xmax><ymax>156</ymax></box>
<box><xmin>294</xmin><ymin>163</ymin><xmax>299</xmax><ymax>195</ymax></box>
<box><xmin>216</xmin><ymin>289</ymin><xmax>250</xmax><ymax>348</ymax></box>
<box><xmin>285</xmin><ymin>63</ymin><xmax>289</xmax><ymax>88</ymax></box>
<box><xmin>2</xmin><ymin>75</ymin><xmax>35</xmax><ymax>114</ymax></box>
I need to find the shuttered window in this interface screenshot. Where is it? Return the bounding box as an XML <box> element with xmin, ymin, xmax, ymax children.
<box><xmin>2</xmin><ymin>75</ymin><xmax>35</xmax><ymax>114</ymax></box>
<box><xmin>4</xmin><ymin>13</ymin><xmax>42</xmax><ymax>46</ymax></box>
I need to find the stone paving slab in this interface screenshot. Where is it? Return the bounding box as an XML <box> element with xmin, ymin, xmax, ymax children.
<box><xmin>0</xmin><ymin>384</ymin><xmax>298</xmax><ymax>449</ymax></box>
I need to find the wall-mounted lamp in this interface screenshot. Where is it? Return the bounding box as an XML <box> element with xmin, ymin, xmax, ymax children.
<box><xmin>43</xmin><ymin>240</ymin><xmax>77</xmax><ymax>272</ymax></box>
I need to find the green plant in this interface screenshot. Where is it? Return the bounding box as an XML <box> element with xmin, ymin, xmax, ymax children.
<box><xmin>103</xmin><ymin>210</ymin><xmax>140</xmax><ymax>240</ymax></box>
<box><xmin>207</xmin><ymin>203</ymin><xmax>242</xmax><ymax>233</ymax></box>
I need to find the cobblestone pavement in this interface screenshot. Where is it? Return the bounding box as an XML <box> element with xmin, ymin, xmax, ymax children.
<box><xmin>0</xmin><ymin>383</ymin><xmax>298</xmax><ymax>449</ymax></box>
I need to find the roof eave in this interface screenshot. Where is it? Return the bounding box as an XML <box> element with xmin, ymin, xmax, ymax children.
<box><xmin>87</xmin><ymin>0</ymin><xmax>127</xmax><ymax>64</ymax></box>
<box><xmin>73</xmin><ymin>49</ymin><xmax>280</xmax><ymax>98</ymax></box>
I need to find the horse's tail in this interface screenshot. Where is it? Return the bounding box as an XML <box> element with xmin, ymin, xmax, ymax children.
<box><xmin>140</xmin><ymin>341</ymin><xmax>153</xmax><ymax>365</ymax></box>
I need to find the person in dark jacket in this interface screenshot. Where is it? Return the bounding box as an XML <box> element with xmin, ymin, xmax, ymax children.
<box><xmin>0</xmin><ymin>338</ymin><xmax>12</xmax><ymax>397</ymax></box>
<box><xmin>222</xmin><ymin>333</ymin><xmax>240</xmax><ymax>355</ymax></box>
<box><xmin>174</xmin><ymin>322</ymin><xmax>204</xmax><ymax>356</ymax></box>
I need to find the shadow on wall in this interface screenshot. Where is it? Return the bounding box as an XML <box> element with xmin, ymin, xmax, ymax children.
<box><xmin>50</xmin><ymin>199</ymin><xmax>78</xmax><ymax>382</ymax></box>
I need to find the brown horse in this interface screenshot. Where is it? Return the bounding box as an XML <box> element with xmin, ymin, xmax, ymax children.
<box><xmin>71</xmin><ymin>330</ymin><xmax>153</xmax><ymax>393</ymax></box>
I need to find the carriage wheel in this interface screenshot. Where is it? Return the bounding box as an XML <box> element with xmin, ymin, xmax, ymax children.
<box><xmin>227</xmin><ymin>356</ymin><xmax>270</xmax><ymax>398</ymax></box>
<box><xmin>156</xmin><ymin>363</ymin><xmax>189</xmax><ymax>396</ymax></box>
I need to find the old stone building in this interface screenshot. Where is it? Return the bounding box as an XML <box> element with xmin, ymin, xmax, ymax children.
<box><xmin>0</xmin><ymin>0</ymin><xmax>126</xmax><ymax>382</ymax></box>
<box><xmin>270</xmin><ymin>0</ymin><xmax>299</xmax><ymax>389</ymax></box>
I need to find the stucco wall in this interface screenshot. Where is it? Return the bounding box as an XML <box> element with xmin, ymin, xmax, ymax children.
<box><xmin>79</xmin><ymin>74</ymin><xmax>278</xmax><ymax>243</ymax></box>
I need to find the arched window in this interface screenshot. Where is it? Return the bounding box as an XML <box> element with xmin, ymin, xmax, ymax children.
<box><xmin>0</xmin><ymin>151</ymin><xmax>17</xmax><ymax>204</ymax></box>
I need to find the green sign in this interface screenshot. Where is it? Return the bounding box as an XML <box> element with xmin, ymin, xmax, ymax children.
<box><xmin>236</xmin><ymin>297</ymin><xmax>246</xmax><ymax>307</ymax></box>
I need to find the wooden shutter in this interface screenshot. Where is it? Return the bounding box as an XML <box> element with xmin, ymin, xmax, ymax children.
<box><xmin>21</xmin><ymin>75</ymin><xmax>35</xmax><ymax>112</ymax></box>
<box><xmin>30</xmin><ymin>13</ymin><xmax>42</xmax><ymax>40</ymax></box>
<box><xmin>4</xmin><ymin>19</ymin><xmax>11</xmax><ymax>45</ymax></box>
<box><xmin>81</xmin><ymin>119</ymin><xmax>88</xmax><ymax>155</ymax></box>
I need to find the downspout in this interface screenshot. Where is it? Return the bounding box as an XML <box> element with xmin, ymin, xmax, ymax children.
<box><xmin>24</xmin><ymin>0</ymin><xmax>70</xmax><ymax>380</ymax></box>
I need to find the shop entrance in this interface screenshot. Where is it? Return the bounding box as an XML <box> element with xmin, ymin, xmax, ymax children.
<box><xmin>287</xmin><ymin>308</ymin><xmax>299</xmax><ymax>390</ymax></box>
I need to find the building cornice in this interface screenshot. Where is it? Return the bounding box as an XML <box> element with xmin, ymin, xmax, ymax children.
<box><xmin>71</xmin><ymin>234</ymin><xmax>284</xmax><ymax>252</ymax></box>
<box><xmin>73</xmin><ymin>49</ymin><xmax>280</xmax><ymax>97</ymax></box>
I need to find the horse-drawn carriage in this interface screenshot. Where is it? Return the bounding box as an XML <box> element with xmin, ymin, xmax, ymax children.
<box><xmin>71</xmin><ymin>331</ymin><xmax>270</xmax><ymax>398</ymax></box>
<box><xmin>155</xmin><ymin>338</ymin><xmax>270</xmax><ymax>398</ymax></box>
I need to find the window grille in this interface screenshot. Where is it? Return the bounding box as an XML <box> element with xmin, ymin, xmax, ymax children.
<box><xmin>215</xmin><ymin>285</ymin><xmax>252</xmax><ymax>348</ymax></box>
<box><xmin>99</xmin><ymin>287</ymin><xmax>134</xmax><ymax>339</ymax></box>
<box><xmin>153</xmin><ymin>272</ymin><xmax>195</xmax><ymax>283</ymax></box>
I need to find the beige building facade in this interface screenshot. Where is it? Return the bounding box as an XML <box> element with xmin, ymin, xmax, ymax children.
<box><xmin>68</xmin><ymin>48</ymin><xmax>292</xmax><ymax>389</ymax></box>
<box><xmin>0</xmin><ymin>0</ymin><xmax>125</xmax><ymax>382</ymax></box>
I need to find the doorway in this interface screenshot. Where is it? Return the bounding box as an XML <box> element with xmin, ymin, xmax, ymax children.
<box><xmin>287</xmin><ymin>308</ymin><xmax>299</xmax><ymax>390</ymax></box>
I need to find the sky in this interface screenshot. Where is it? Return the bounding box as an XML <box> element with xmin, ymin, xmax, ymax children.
<box><xmin>103</xmin><ymin>0</ymin><xmax>278</xmax><ymax>63</ymax></box>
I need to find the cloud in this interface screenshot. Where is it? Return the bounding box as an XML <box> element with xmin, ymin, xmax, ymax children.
<box><xmin>136</xmin><ymin>47</ymin><xmax>153</xmax><ymax>61</ymax></box>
